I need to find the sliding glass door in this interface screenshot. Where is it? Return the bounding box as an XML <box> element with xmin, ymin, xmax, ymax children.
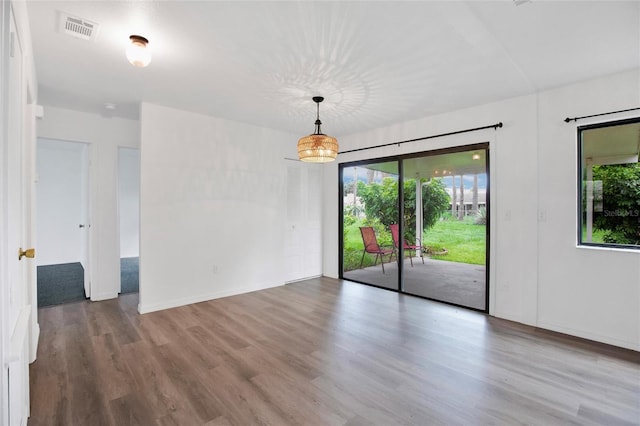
<box><xmin>401</xmin><ymin>149</ymin><xmax>487</xmax><ymax>310</ymax></box>
<box><xmin>340</xmin><ymin>145</ymin><xmax>488</xmax><ymax>312</ymax></box>
<box><xmin>341</xmin><ymin>161</ymin><xmax>399</xmax><ymax>290</ymax></box>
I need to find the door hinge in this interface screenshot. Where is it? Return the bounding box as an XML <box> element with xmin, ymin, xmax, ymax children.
<box><xmin>10</xmin><ymin>32</ymin><xmax>15</xmax><ymax>58</ymax></box>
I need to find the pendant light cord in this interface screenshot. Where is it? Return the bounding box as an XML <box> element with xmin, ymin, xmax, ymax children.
<box><xmin>314</xmin><ymin>101</ymin><xmax>323</xmax><ymax>135</ymax></box>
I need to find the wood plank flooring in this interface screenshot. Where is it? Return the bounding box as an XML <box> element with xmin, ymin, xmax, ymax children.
<box><xmin>29</xmin><ymin>277</ymin><xmax>640</xmax><ymax>425</ymax></box>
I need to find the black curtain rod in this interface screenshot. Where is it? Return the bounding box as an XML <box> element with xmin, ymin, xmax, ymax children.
<box><xmin>564</xmin><ymin>107</ymin><xmax>640</xmax><ymax>123</ymax></box>
<box><xmin>339</xmin><ymin>122</ymin><xmax>503</xmax><ymax>155</ymax></box>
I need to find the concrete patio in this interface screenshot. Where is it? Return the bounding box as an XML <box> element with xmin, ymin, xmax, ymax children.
<box><xmin>343</xmin><ymin>257</ymin><xmax>486</xmax><ymax>310</ymax></box>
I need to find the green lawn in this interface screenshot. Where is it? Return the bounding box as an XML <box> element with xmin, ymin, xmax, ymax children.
<box><xmin>343</xmin><ymin>216</ymin><xmax>486</xmax><ymax>271</ymax></box>
<box><xmin>581</xmin><ymin>226</ymin><xmax>606</xmax><ymax>243</ymax></box>
<box><xmin>422</xmin><ymin>217</ymin><xmax>486</xmax><ymax>264</ymax></box>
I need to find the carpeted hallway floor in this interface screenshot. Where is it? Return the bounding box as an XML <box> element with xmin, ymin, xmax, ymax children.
<box><xmin>120</xmin><ymin>257</ymin><xmax>139</xmax><ymax>294</ymax></box>
<box><xmin>37</xmin><ymin>262</ymin><xmax>85</xmax><ymax>307</ymax></box>
<box><xmin>37</xmin><ymin>257</ymin><xmax>139</xmax><ymax>307</ymax></box>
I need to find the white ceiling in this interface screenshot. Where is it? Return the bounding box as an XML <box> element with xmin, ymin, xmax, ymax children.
<box><xmin>26</xmin><ymin>1</ymin><xmax>640</xmax><ymax>137</ymax></box>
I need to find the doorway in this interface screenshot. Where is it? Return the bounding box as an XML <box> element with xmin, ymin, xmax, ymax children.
<box><xmin>118</xmin><ymin>147</ymin><xmax>140</xmax><ymax>294</ymax></box>
<box><xmin>340</xmin><ymin>144</ymin><xmax>489</xmax><ymax>312</ymax></box>
<box><xmin>36</xmin><ymin>138</ymin><xmax>91</xmax><ymax>307</ymax></box>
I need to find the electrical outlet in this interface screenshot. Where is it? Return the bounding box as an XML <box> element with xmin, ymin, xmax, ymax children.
<box><xmin>212</xmin><ymin>264</ymin><xmax>219</xmax><ymax>274</ymax></box>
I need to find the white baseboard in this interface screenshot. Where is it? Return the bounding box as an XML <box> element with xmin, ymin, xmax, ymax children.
<box><xmin>138</xmin><ymin>281</ymin><xmax>284</xmax><ymax>314</ymax></box>
<box><xmin>537</xmin><ymin>320</ymin><xmax>638</xmax><ymax>351</ymax></box>
<box><xmin>493</xmin><ymin>310</ymin><xmax>527</xmax><ymax>324</ymax></box>
<box><xmin>285</xmin><ymin>274</ymin><xmax>322</xmax><ymax>284</ymax></box>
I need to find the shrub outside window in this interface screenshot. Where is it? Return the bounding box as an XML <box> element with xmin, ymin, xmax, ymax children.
<box><xmin>578</xmin><ymin>118</ymin><xmax>640</xmax><ymax>249</ymax></box>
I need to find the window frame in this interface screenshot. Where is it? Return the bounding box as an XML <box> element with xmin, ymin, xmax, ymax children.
<box><xmin>577</xmin><ymin>117</ymin><xmax>640</xmax><ymax>251</ymax></box>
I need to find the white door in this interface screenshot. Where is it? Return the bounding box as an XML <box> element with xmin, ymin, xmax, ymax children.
<box><xmin>4</xmin><ymin>9</ymin><xmax>33</xmax><ymax>425</ymax></box>
<box><xmin>285</xmin><ymin>161</ymin><xmax>322</xmax><ymax>282</ymax></box>
<box><xmin>285</xmin><ymin>163</ymin><xmax>304</xmax><ymax>281</ymax></box>
<box><xmin>303</xmin><ymin>164</ymin><xmax>322</xmax><ymax>275</ymax></box>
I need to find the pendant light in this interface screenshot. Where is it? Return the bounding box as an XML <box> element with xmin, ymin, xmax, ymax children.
<box><xmin>297</xmin><ymin>96</ymin><xmax>338</xmax><ymax>162</ymax></box>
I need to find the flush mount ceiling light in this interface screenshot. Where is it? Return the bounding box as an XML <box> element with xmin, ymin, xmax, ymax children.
<box><xmin>297</xmin><ymin>96</ymin><xmax>339</xmax><ymax>163</ymax></box>
<box><xmin>126</xmin><ymin>35</ymin><xmax>151</xmax><ymax>68</ymax></box>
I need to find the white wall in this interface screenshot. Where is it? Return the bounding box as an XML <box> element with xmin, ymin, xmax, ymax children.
<box><xmin>36</xmin><ymin>106</ymin><xmax>139</xmax><ymax>301</ymax></box>
<box><xmin>118</xmin><ymin>147</ymin><xmax>140</xmax><ymax>259</ymax></box>
<box><xmin>36</xmin><ymin>139</ymin><xmax>86</xmax><ymax>266</ymax></box>
<box><xmin>139</xmin><ymin>103</ymin><xmax>298</xmax><ymax>313</ymax></box>
<box><xmin>536</xmin><ymin>71</ymin><xmax>640</xmax><ymax>349</ymax></box>
<box><xmin>323</xmin><ymin>69</ymin><xmax>640</xmax><ymax>351</ymax></box>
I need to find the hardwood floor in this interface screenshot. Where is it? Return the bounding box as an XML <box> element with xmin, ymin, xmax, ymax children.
<box><xmin>29</xmin><ymin>277</ymin><xmax>640</xmax><ymax>425</ymax></box>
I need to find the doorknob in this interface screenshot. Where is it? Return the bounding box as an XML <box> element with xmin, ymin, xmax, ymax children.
<box><xmin>18</xmin><ymin>248</ymin><xmax>35</xmax><ymax>261</ymax></box>
<box><xmin>79</xmin><ymin>224</ymin><xmax>85</xmax><ymax>228</ymax></box>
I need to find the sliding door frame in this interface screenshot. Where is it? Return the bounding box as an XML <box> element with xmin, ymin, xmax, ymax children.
<box><xmin>338</xmin><ymin>155</ymin><xmax>403</xmax><ymax>293</ymax></box>
<box><xmin>339</xmin><ymin>143</ymin><xmax>490</xmax><ymax>313</ymax></box>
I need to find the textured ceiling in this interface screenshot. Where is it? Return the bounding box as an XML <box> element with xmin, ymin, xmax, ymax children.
<box><xmin>26</xmin><ymin>1</ymin><xmax>640</xmax><ymax>137</ymax></box>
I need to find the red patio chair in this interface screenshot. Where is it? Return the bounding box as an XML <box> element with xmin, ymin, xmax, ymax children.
<box><xmin>359</xmin><ymin>226</ymin><xmax>395</xmax><ymax>273</ymax></box>
<box><xmin>389</xmin><ymin>223</ymin><xmax>424</xmax><ymax>267</ymax></box>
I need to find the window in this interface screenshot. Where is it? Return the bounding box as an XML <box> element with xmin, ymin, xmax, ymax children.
<box><xmin>578</xmin><ymin>118</ymin><xmax>640</xmax><ymax>249</ymax></box>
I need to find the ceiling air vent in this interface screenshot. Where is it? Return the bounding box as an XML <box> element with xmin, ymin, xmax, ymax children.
<box><xmin>57</xmin><ymin>11</ymin><xmax>99</xmax><ymax>42</ymax></box>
